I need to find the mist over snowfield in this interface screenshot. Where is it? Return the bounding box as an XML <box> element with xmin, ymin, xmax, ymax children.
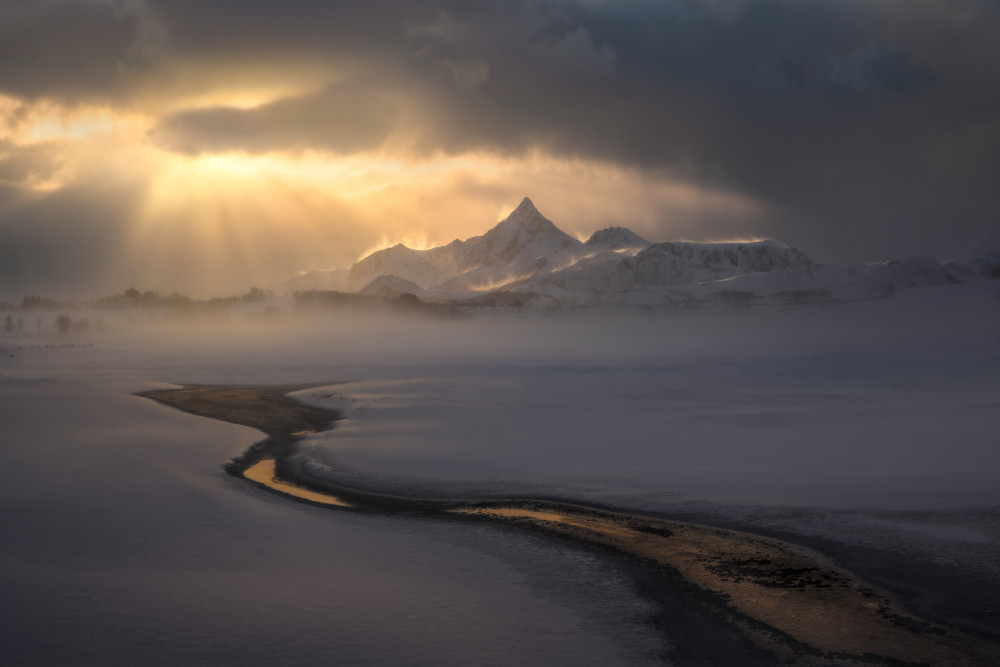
<box><xmin>3</xmin><ymin>279</ymin><xmax>1000</xmax><ymax>660</ymax></box>
<box><xmin>7</xmin><ymin>280</ymin><xmax>998</xmax><ymax>512</ymax></box>
<box><xmin>72</xmin><ymin>277</ymin><xmax>1000</xmax><ymax>371</ymax></box>
<box><xmin>268</xmin><ymin>282</ymin><xmax>1000</xmax><ymax>515</ymax></box>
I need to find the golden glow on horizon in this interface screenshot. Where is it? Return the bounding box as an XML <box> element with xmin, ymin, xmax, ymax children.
<box><xmin>166</xmin><ymin>86</ymin><xmax>308</xmax><ymax>112</ymax></box>
<box><xmin>1</xmin><ymin>90</ymin><xmax>768</xmax><ymax>294</ymax></box>
<box><xmin>355</xmin><ymin>235</ymin><xmax>435</xmax><ymax>262</ymax></box>
<box><xmin>676</xmin><ymin>236</ymin><xmax>770</xmax><ymax>244</ymax></box>
<box><xmin>0</xmin><ymin>95</ymin><xmax>152</xmax><ymax>190</ymax></box>
<box><xmin>140</xmin><ymin>58</ymin><xmax>343</xmax><ymax>115</ymax></box>
<box><xmin>0</xmin><ymin>95</ymin><xmax>150</xmax><ymax>146</ymax></box>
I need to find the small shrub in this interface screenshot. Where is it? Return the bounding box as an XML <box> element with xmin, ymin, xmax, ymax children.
<box><xmin>55</xmin><ymin>314</ymin><xmax>72</xmax><ymax>335</ymax></box>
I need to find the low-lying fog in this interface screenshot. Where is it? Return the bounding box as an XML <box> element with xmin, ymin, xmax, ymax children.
<box><xmin>2</xmin><ymin>280</ymin><xmax>999</xmax><ymax>664</ymax></box>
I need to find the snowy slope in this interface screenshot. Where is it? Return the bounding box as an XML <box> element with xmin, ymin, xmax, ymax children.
<box><xmin>501</xmin><ymin>239</ymin><xmax>976</xmax><ymax>308</ymax></box>
<box><xmin>694</xmin><ymin>256</ymin><xmax>965</xmax><ymax>304</ymax></box>
<box><xmin>296</xmin><ymin>199</ymin><xmax>990</xmax><ymax>308</ymax></box>
<box><xmin>619</xmin><ymin>240</ymin><xmax>815</xmax><ymax>287</ymax></box>
<box><xmin>347</xmin><ymin>244</ymin><xmax>459</xmax><ymax>291</ymax></box>
<box><xmin>440</xmin><ymin>198</ymin><xmax>584</xmax><ymax>290</ymax></box>
<box><xmin>505</xmin><ymin>250</ymin><xmax>642</xmax><ymax>305</ymax></box>
<box><xmin>348</xmin><ymin>198</ymin><xmax>583</xmax><ymax>291</ymax></box>
<box><xmin>585</xmin><ymin>227</ymin><xmax>650</xmax><ymax>251</ymax></box>
<box><xmin>508</xmin><ymin>240</ymin><xmax>815</xmax><ymax>306</ymax></box>
<box><xmin>454</xmin><ymin>198</ymin><xmax>582</xmax><ymax>270</ymax></box>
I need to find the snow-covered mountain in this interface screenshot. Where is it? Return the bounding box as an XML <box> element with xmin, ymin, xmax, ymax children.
<box><xmin>285</xmin><ymin>198</ymin><xmax>993</xmax><ymax>309</ymax></box>
<box><xmin>348</xmin><ymin>198</ymin><xmax>583</xmax><ymax>291</ymax></box>
<box><xmin>691</xmin><ymin>256</ymin><xmax>967</xmax><ymax>304</ymax></box>
<box><xmin>347</xmin><ymin>244</ymin><xmax>457</xmax><ymax>292</ymax></box>
<box><xmin>623</xmin><ymin>240</ymin><xmax>815</xmax><ymax>285</ymax></box>
<box><xmin>584</xmin><ymin>227</ymin><xmax>650</xmax><ymax>251</ymax></box>
<box><xmin>507</xmin><ymin>239</ymin><xmax>817</xmax><ymax>306</ymax></box>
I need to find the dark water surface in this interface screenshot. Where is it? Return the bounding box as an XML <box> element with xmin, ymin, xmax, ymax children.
<box><xmin>0</xmin><ymin>376</ymin><xmax>665</xmax><ymax>666</ymax></box>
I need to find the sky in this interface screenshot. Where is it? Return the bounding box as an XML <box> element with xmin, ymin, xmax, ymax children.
<box><xmin>0</xmin><ymin>0</ymin><xmax>998</xmax><ymax>299</ymax></box>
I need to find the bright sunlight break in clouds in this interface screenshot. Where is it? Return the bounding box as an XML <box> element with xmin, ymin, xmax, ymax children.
<box><xmin>1</xmin><ymin>0</ymin><xmax>998</xmax><ymax>298</ymax></box>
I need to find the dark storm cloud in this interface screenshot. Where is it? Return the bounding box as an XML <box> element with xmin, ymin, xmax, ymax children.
<box><xmin>139</xmin><ymin>0</ymin><xmax>1000</xmax><ymax>263</ymax></box>
<box><xmin>150</xmin><ymin>82</ymin><xmax>401</xmax><ymax>155</ymax></box>
<box><xmin>0</xmin><ymin>0</ymin><xmax>162</xmax><ymax>102</ymax></box>
<box><xmin>0</xmin><ymin>181</ymin><xmax>141</xmax><ymax>298</ymax></box>
<box><xmin>0</xmin><ymin>140</ymin><xmax>66</xmax><ymax>187</ymax></box>
<box><xmin>825</xmin><ymin>42</ymin><xmax>933</xmax><ymax>95</ymax></box>
<box><xmin>141</xmin><ymin>0</ymin><xmax>980</xmax><ymax>168</ymax></box>
<box><xmin>5</xmin><ymin>0</ymin><xmax>1000</xmax><ymax>266</ymax></box>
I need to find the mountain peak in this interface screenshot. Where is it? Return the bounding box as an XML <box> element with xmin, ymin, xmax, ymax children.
<box><xmin>586</xmin><ymin>227</ymin><xmax>650</xmax><ymax>250</ymax></box>
<box><xmin>511</xmin><ymin>197</ymin><xmax>538</xmax><ymax>217</ymax></box>
<box><xmin>490</xmin><ymin>197</ymin><xmax>554</xmax><ymax>236</ymax></box>
<box><xmin>491</xmin><ymin>197</ymin><xmax>568</xmax><ymax>239</ymax></box>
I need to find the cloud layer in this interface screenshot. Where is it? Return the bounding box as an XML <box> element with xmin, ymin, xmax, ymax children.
<box><xmin>1</xmin><ymin>0</ymin><xmax>998</xmax><ymax>297</ymax></box>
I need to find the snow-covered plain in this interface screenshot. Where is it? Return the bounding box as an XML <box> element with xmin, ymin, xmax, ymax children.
<box><xmin>2</xmin><ymin>279</ymin><xmax>999</xmax><ymax>663</ymax></box>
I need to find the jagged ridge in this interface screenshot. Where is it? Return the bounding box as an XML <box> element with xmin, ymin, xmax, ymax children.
<box><xmin>348</xmin><ymin>198</ymin><xmax>583</xmax><ymax>291</ymax></box>
<box><xmin>313</xmin><ymin>198</ymin><xmax>989</xmax><ymax>308</ymax></box>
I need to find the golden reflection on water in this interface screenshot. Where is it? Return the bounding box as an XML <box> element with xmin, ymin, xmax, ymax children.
<box><xmin>452</xmin><ymin>507</ymin><xmax>633</xmax><ymax>538</ymax></box>
<box><xmin>450</xmin><ymin>505</ymin><xmax>977</xmax><ymax>664</ymax></box>
<box><xmin>243</xmin><ymin>459</ymin><xmax>352</xmax><ymax>508</ymax></box>
<box><xmin>454</xmin><ymin>507</ymin><xmax>565</xmax><ymax>522</ymax></box>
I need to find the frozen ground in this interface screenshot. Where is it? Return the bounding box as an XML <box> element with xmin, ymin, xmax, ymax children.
<box><xmin>1</xmin><ymin>280</ymin><xmax>999</xmax><ymax>663</ymax></box>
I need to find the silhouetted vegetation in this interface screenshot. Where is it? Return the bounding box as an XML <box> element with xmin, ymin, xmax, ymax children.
<box><xmin>453</xmin><ymin>290</ymin><xmax>538</xmax><ymax>308</ymax></box>
<box><xmin>55</xmin><ymin>314</ymin><xmax>72</xmax><ymax>335</ymax></box>
<box><xmin>294</xmin><ymin>290</ymin><xmax>461</xmax><ymax>318</ymax></box>
<box><xmin>22</xmin><ymin>296</ymin><xmax>72</xmax><ymax>310</ymax></box>
<box><xmin>204</xmin><ymin>287</ymin><xmax>273</xmax><ymax>308</ymax></box>
<box><xmin>293</xmin><ymin>290</ymin><xmax>367</xmax><ymax>308</ymax></box>
<box><xmin>243</xmin><ymin>287</ymin><xmax>269</xmax><ymax>302</ymax></box>
<box><xmin>93</xmin><ymin>289</ymin><xmax>193</xmax><ymax>309</ymax></box>
<box><xmin>84</xmin><ymin>286</ymin><xmax>272</xmax><ymax>310</ymax></box>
